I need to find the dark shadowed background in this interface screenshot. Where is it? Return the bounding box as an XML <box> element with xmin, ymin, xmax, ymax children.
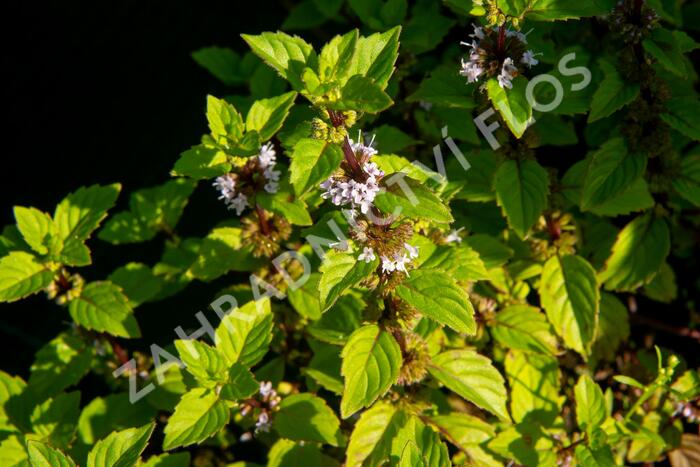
<box><xmin>1</xmin><ymin>0</ymin><xmax>288</xmax><ymax>377</ymax></box>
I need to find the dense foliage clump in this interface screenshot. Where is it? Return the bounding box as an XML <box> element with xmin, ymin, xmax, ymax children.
<box><xmin>1</xmin><ymin>0</ymin><xmax>699</xmax><ymax>465</ymax></box>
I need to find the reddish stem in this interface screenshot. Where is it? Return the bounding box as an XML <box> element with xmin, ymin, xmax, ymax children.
<box><xmin>255</xmin><ymin>204</ymin><xmax>271</xmax><ymax>236</ymax></box>
<box><xmin>497</xmin><ymin>25</ymin><xmax>506</xmax><ymax>54</ymax></box>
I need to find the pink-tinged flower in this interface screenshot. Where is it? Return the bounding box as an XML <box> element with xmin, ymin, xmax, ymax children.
<box><xmin>358</xmin><ymin>246</ymin><xmax>376</xmax><ymax>263</ymax></box>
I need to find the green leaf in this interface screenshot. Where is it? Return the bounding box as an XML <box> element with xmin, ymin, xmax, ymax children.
<box><xmin>256</xmin><ymin>191</ymin><xmax>313</xmax><ymax>226</ymax></box>
<box><xmin>599</xmin><ymin>214</ymin><xmax>670</xmax><ymax>291</ymax></box>
<box><xmin>319</xmin><ymin>250</ymin><xmax>378</xmax><ymax>311</ymax></box>
<box><xmin>373</xmin><ymin>125</ymin><xmax>419</xmax><ymax>154</ymax></box>
<box><xmin>574</xmin><ymin>375</ymin><xmax>607</xmax><ymax>436</ymax></box>
<box><xmin>374</xmin><ymin>176</ymin><xmax>453</xmax><ymax>223</ymax></box>
<box><xmin>345</xmin><ymin>404</ymin><xmax>449</xmax><ymax>467</ymax></box>
<box><xmin>643</xmin><ymin>28</ymin><xmax>686</xmax><ymax>77</ymax></box>
<box><xmin>188</xmin><ymin>227</ymin><xmax>262</xmax><ymax>280</ymax></box>
<box><xmin>0</xmin><ymin>371</ymin><xmax>25</xmax><ymax>432</ymax></box>
<box><xmin>219</xmin><ymin>364</ymin><xmax>258</xmax><ymax>401</ymax></box>
<box><xmin>427</xmin><ymin>413</ymin><xmax>495</xmax><ymax>450</ymax></box>
<box><xmin>141</xmin><ymin>452</ymin><xmax>191</xmax><ymax>467</ymax></box>
<box><xmin>215</xmin><ymin>299</ymin><xmax>273</xmax><ymax>367</ymax></box>
<box><xmin>206</xmin><ymin>95</ymin><xmax>244</xmax><ymax>140</ymax></box>
<box><xmin>87</xmin><ymin>423</ymin><xmax>154</xmax><ymax>467</ymax></box>
<box><xmin>76</xmin><ymin>392</ymin><xmax>157</xmax><ymax>447</ymax></box>
<box><xmin>274</xmin><ymin>393</ymin><xmax>343</xmax><ymax>446</ymax></box>
<box><xmin>69</xmin><ymin>281</ymin><xmax>141</xmax><ymax>338</ymax></box>
<box><xmin>268</xmin><ymin>439</ymin><xmax>323</xmax><ymax>467</ymax></box>
<box><xmin>428</xmin><ymin>349</ymin><xmax>509</xmax><ymax>421</ymax></box>
<box><xmin>661</xmin><ymin>98</ymin><xmax>700</xmax><ymax>141</ymax></box>
<box><xmin>163</xmin><ymin>388</ymin><xmax>229</xmax><ymax>450</ymax></box>
<box><xmin>13</xmin><ymin>206</ymin><xmax>59</xmax><ymax>256</ymax></box>
<box><xmin>319</xmin><ymin>30</ymin><xmax>359</xmax><ymax>83</ymax></box>
<box><xmin>28</xmin><ymin>334</ymin><xmax>93</xmax><ymax>399</ymax></box>
<box><xmin>340</xmin><ymin>325</ymin><xmax>402</xmax><ymax>418</ymax></box>
<box><xmin>52</xmin><ymin>184</ymin><xmax>119</xmax><ymax>264</ymax></box>
<box><xmin>520</xmin><ymin>0</ymin><xmax>617</xmax><ymax>21</ymax></box>
<box><xmin>30</xmin><ymin>391</ymin><xmax>81</xmax><ymax>448</ymax></box>
<box><xmin>108</xmin><ymin>263</ymin><xmax>163</xmax><ymax>307</ymax></box>
<box><xmin>192</xmin><ymin>46</ymin><xmax>244</xmax><ymax>85</ymax></box>
<box><xmin>407</xmin><ymin>66</ymin><xmax>475</xmax><ymax>109</ymax></box>
<box><xmin>488</xmin><ymin>422</ymin><xmax>556</xmax><ymax>466</ymax></box>
<box><xmin>344</xmin><ymin>26</ymin><xmax>401</xmax><ymax>91</ymax></box>
<box><xmin>242</xmin><ymin>32</ymin><xmax>317</xmax><ymax>91</ymax></box>
<box><xmin>0</xmin><ymin>251</ymin><xmax>53</xmax><ymax>303</ymax></box>
<box><xmin>492</xmin><ymin>305</ymin><xmax>559</xmax><ymax>356</ymax></box>
<box><xmin>581</xmin><ymin>138</ymin><xmax>646</xmax><ymax>211</ymax></box>
<box><xmin>643</xmin><ymin>262</ymin><xmax>677</xmax><ymax>303</ymax></box>
<box><xmin>395</xmin><ymin>269</ymin><xmax>475</xmax><ymax>334</ymax></box>
<box><xmin>338</xmin><ymin>75</ymin><xmax>393</xmax><ymax>113</ymax></box>
<box><xmin>672</xmin><ymin>153</ymin><xmax>700</xmax><ymax>206</ymax></box>
<box><xmin>494</xmin><ymin>159</ymin><xmax>549</xmax><ymax>238</ymax></box>
<box><xmin>172</xmin><ymin>145</ymin><xmax>230</xmax><ymax>179</ymax></box>
<box><xmin>505</xmin><ymin>351</ymin><xmax>560</xmax><ymax>425</ymax></box>
<box><xmin>540</xmin><ymin>255</ymin><xmax>599</xmax><ymax>358</ymax></box>
<box><xmin>175</xmin><ymin>340</ymin><xmax>227</xmax><ymax>386</ymax></box>
<box><xmin>308</xmin><ymin>294</ymin><xmax>363</xmax><ymax>344</ymax></box>
<box><xmin>487</xmin><ymin>77</ymin><xmax>532</xmax><ymax>138</ymax></box>
<box><xmin>245</xmin><ymin>92</ymin><xmax>297</xmax><ymax>140</ymax></box>
<box><xmin>304</xmin><ymin>340</ymin><xmax>343</xmax><ymax>394</ymax></box>
<box><xmin>402</xmin><ymin>0</ymin><xmax>455</xmax><ymax>54</ymax></box>
<box><xmin>591</xmin><ymin>293</ymin><xmax>630</xmax><ymax>361</ymax></box>
<box><xmin>588</xmin><ymin>60</ymin><xmax>640</xmax><ymax>122</ymax></box>
<box><xmin>287</xmin><ymin>272</ymin><xmax>322</xmax><ymax>320</ymax></box>
<box><xmin>420</xmin><ymin>244</ymin><xmax>489</xmax><ymax>281</ymax></box>
<box><xmin>289</xmin><ymin>138</ymin><xmax>343</xmax><ymax>197</ymax></box>
<box><xmin>26</xmin><ymin>440</ymin><xmax>76</xmax><ymax>467</ymax></box>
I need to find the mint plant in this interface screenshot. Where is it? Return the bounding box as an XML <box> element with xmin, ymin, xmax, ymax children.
<box><xmin>1</xmin><ymin>0</ymin><xmax>699</xmax><ymax>466</ymax></box>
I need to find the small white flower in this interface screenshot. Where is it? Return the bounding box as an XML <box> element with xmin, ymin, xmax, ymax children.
<box><xmin>393</xmin><ymin>254</ymin><xmax>411</xmax><ymax>274</ymax></box>
<box><xmin>381</xmin><ymin>256</ymin><xmax>396</xmax><ymax>273</ymax></box>
<box><xmin>358</xmin><ymin>246</ymin><xmax>376</xmax><ymax>263</ymax></box>
<box><xmin>255</xmin><ymin>411</ymin><xmax>271</xmax><ymax>433</ymax></box>
<box><xmin>404</xmin><ymin>243</ymin><xmax>419</xmax><ymax>259</ymax></box>
<box><xmin>263</xmin><ymin>167</ymin><xmax>281</xmax><ymax>182</ymax></box>
<box><xmin>229</xmin><ymin>193</ymin><xmax>248</xmax><ymax>215</ymax></box>
<box><xmin>497</xmin><ymin>57</ymin><xmax>518</xmax><ymax>89</ymax></box>
<box><xmin>445</xmin><ymin>227</ymin><xmax>465</xmax><ymax>243</ymax></box>
<box><xmin>259</xmin><ymin>381</ymin><xmax>273</xmax><ymax>398</ymax></box>
<box><xmin>264</xmin><ymin>181</ymin><xmax>279</xmax><ymax>193</ymax></box>
<box><xmin>258</xmin><ymin>142</ymin><xmax>277</xmax><ymax>169</ymax></box>
<box><xmin>213</xmin><ymin>175</ymin><xmax>236</xmax><ymax>202</ymax></box>
<box><xmin>460</xmin><ymin>59</ymin><xmax>485</xmax><ymax>84</ymax></box>
<box><xmin>349</xmin><ymin>131</ymin><xmax>378</xmax><ymax>160</ymax></box>
<box><xmin>521</xmin><ymin>50</ymin><xmax>540</xmax><ymax>68</ymax></box>
<box><xmin>470</xmin><ymin>24</ymin><xmax>485</xmax><ymax>40</ymax></box>
<box><xmin>505</xmin><ymin>29</ymin><xmax>528</xmax><ymax>44</ymax></box>
<box><xmin>363</xmin><ymin>162</ymin><xmax>384</xmax><ymax>179</ymax></box>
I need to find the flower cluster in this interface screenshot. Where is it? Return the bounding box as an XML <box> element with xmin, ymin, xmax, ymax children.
<box><xmin>213</xmin><ymin>142</ymin><xmax>280</xmax><ymax>215</ymax></box>
<box><xmin>239</xmin><ymin>381</ymin><xmax>281</xmax><ymax>436</ymax></box>
<box><xmin>460</xmin><ymin>24</ymin><xmax>540</xmax><ymax>89</ymax></box>
<box><xmin>320</xmin><ymin>133</ymin><xmax>384</xmax><ymax>216</ymax></box>
<box><xmin>380</xmin><ymin>243</ymin><xmax>419</xmax><ymax>275</ymax></box>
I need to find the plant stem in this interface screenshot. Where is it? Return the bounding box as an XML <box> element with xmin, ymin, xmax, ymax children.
<box><xmin>256</xmin><ymin>204</ymin><xmax>271</xmax><ymax>236</ymax></box>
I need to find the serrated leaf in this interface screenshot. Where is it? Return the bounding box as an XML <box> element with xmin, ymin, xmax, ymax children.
<box><xmin>420</xmin><ymin>244</ymin><xmax>489</xmax><ymax>281</ymax></box>
<box><xmin>643</xmin><ymin>28</ymin><xmax>686</xmax><ymax>77</ymax></box>
<box><xmin>53</xmin><ymin>183</ymin><xmax>121</xmax><ymax>249</ymax></box>
<box><xmin>274</xmin><ymin>393</ymin><xmax>343</xmax><ymax>446</ymax></box>
<box><xmin>256</xmin><ymin>191</ymin><xmax>313</xmax><ymax>226</ymax></box>
<box><xmin>581</xmin><ymin>138</ymin><xmax>646</xmax><ymax>211</ymax></box>
<box><xmin>494</xmin><ymin>159</ymin><xmax>549</xmax><ymax>238</ymax></box>
<box><xmin>588</xmin><ymin>60</ymin><xmax>640</xmax><ymax>122</ymax></box>
<box><xmin>289</xmin><ymin>138</ymin><xmax>343</xmax><ymax>197</ymax></box>
<box><xmin>661</xmin><ymin>98</ymin><xmax>700</xmax><ymax>141</ymax></box>
<box><xmin>206</xmin><ymin>95</ymin><xmax>244</xmax><ymax>140</ymax></box>
<box><xmin>0</xmin><ymin>251</ymin><xmax>53</xmax><ymax>303</ymax></box>
<box><xmin>30</xmin><ymin>391</ymin><xmax>80</xmax><ymax>449</ymax></box>
<box><xmin>574</xmin><ymin>375</ymin><xmax>606</xmax><ymax>436</ymax></box>
<box><xmin>428</xmin><ymin>349</ymin><xmax>509</xmax><ymax>421</ymax></box>
<box><xmin>591</xmin><ymin>293</ymin><xmax>630</xmax><ymax>361</ymax></box>
<box><xmin>163</xmin><ymin>388</ymin><xmax>229</xmax><ymax>450</ymax></box>
<box><xmin>192</xmin><ymin>46</ymin><xmax>243</xmax><ymax>85</ymax></box>
<box><xmin>319</xmin><ymin>250</ymin><xmax>378</xmax><ymax>311</ymax></box>
<box><xmin>268</xmin><ymin>439</ymin><xmax>323</xmax><ymax>467</ymax></box>
<box><xmin>215</xmin><ymin>299</ymin><xmax>273</xmax><ymax>368</ymax></box>
<box><xmin>245</xmin><ymin>92</ymin><xmax>297</xmax><ymax>140</ymax></box>
<box><xmin>344</xmin><ymin>26</ymin><xmax>401</xmax><ymax>91</ymax></box>
<box><xmin>13</xmin><ymin>207</ymin><xmax>59</xmax><ymax>256</ymax></box>
<box><xmin>487</xmin><ymin>76</ymin><xmax>532</xmax><ymax>138</ymax></box>
<box><xmin>87</xmin><ymin>423</ymin><xmax>154</xmax><ymax>467</ymax></box>
<box><xmin>28</xmin><ymin>334</ymin><xmax>93</xmax><ymax>400</ymax></box>
<box><xmin>338</xmin><ymin>75</ymin><xmax>393</xmax><ymax>113</ymax></box>
<box><xmin>242</xmin><ymin>31</ymin><xmax>317</xmax><ymax>91</ymax></box>
<box><xmin>219</xmin><ymin>364</ymin><xmax>258</xmax><ymax>401</ymax></box>
<box><xmin>540</xmin><ymin>254</ymin><xmax>599</xmax><ymax>358</ymax></box>
<box><xmin>108</xmin><ymin>262</ymin><xmax>163</xmax><ymax>307</ymax></box>
<box><xmin>188</xmin><ymin>227</ymin><xmax>262</xmax><ymax>280</ymax></box>
<box><xmin>27</xmin><ymin>440</ymin><xmax>76</xmax><ymax>467</ymax></box>
<box><xmin>505</xmin><ymin>351</ymin><xmax>560</xmax><ymax>425</ymax></box>
<box><xmin>287</xmin><ymin>272</ymin><xmax>322</xmax><ymax>320</ymax></box>
<box><xmin>69</xmin><ymin>281</ymin><xmax>140</xmax><ymax>338</ymax></box>
<box><xmin>407</xmin><ymin>66</ymin><xmax>475</xmax><ymax>109</ymax></box>
<box><xmin>175</xmin><ymin>340</ymin><xmax>227</xmax><ymax>386</ymax></box>
<box><xmin>395</xmin><ymin>269</ymin><xmax>476</xmax><ymax>334</ymax></box>
<box><xmin>672</xmin><ymin>153</ymin><xmax>700</xmax><ymax>206</ymax></box>
<box><xmin>340</xmin><ymin>325</ymin><xmax>401</xmax><ymax>418</ymax></box>
<box><xmin>374</xmin><ymin>175</ymin><xmax>453</xmax><ymax>223</ymax></box>
<box><xmin>172</xmin><ymin>145</ymin><xmax>230</xmax><ymax>179</ymax></box>
<box><xmin>599</xmin><ymin>214</ymin><xmax>670</xmax><ymax>291</ymax></box>
<box><xmin>492</xmin><ymin>305</ymin><xmax>558</xmax><ymax>355</ymax></box>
